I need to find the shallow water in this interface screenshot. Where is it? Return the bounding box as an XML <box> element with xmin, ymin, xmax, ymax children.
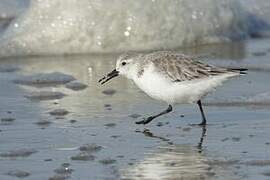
<box><xmin>0</xmin><ymin>38</ymin><xmax>270</xmax><ymax>179</ymax></box>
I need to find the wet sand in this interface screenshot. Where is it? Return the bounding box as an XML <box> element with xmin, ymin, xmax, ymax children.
<box><xmin>0</xmin><ymin>38</ymin><xmax>270</xmax><ymax>179</ymax></box>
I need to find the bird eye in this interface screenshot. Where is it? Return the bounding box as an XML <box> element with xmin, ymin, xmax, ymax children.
<box><xmin>122</xmin><ymin>62</ymin><xmax>127</xmax><ymax>66</ymax></box>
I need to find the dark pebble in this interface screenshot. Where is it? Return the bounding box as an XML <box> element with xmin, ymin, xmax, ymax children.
<box><xmin>13</xmin><ymin>72</ymin><xmax>76</xmax><ymax>86</ymax></box>
<box><xmin>0</xmin><ymin>149</ymin><xmax>38</xmax><ymax>158</ymax></box>
<box><xmin>252</xmin><ymin>52</ymin><xmax>267</xmax><ymax>56</ymax></box>
<box><xmin>55</xmin><ymin>117</ymin><xmax>65</xmax><ymax>120</ymax></box>
<box><xmin>262</xmin><ymin>172</ymin><xmax>270</xmax><ymax>176</ymax></box>
<box><xmin>128</xmin><ymin>114</ymin><xmax>141</xmax><ymax>119</ymax></box>
<box><xmin>79</xmin><ymin>144</ymin><xmax>103</xmax><ymax>152</ymax></box>
<box><xmin>231</xmin><ymin>137</ymin><xmax>241</xmax><ymax>142</ymax></box>
<box><xmin>208</xmin><ymin>160</ymin><xmax>239</xmax><ymax>166</ymax></box>
<box><xmin>44</xmin><ymin>159</ymin><xmax>53</xmax><ymax>161</ymax></box>
<box><xmin>182</xmin><ymin>127</ymin><xmax>191</xmax><ymax>132</ymax></box>
<box><xmin>65</xmin><ymin>81</ymin><xmax>88</xmax><ymax>91</ymax></box>
<box><xmin>245</xmin><ymin>160</ymin><xmax>270</xmax><ymax>166</ymax></box>
<box><xmin>221</xmin><ymin>137</ymin><xmax>229</xmax><ymax>142</ymax></box>
<box><xmin>156</xmin><ymin>122</ymin><xmax>164</xmax><ymax>127</ymax></box>
<box><xmin>104</xmin><ymin>123</ymin><xmax>116</xmax><ymax>128</ymax></box>
<box><xmin>0</xmin><ymin>65</ymin><xmax>19</xmax><ymax>73</ymax></box>
<box><xmin>111</xmin><ymin>135</ymin><xmax>121</xmax><ymax>139</ymax></box>
<box><xmin>25</xmin><ymin>91</ymin><xmax>66</xmax><ymax>101</ymax></box>
<box><xmin>35</xmin><ymin>120</ymin><xmax>52</xmax><ymax>126</ymax></box>
<box><xmin>99</xmin><ymin>158</ymin><xmax>117</xmax><ymax>165</ymax></box>
<box><xmin>206</xmin><ymin>172</ymin><xmax>216</xmax><ymax>177</ymax></box>
<box><xmin>49</xmin><ymin>109</ymin><xmax>69</xmax><ymax>116</ymax></box>
<box><xmin>6</xmin><ymin>170</ymin><xmax>30</xmax><ymax>178</ymax></box>
<box><xmin>102</xmin><ymin>89</ymin><xmax>116</xmax><ymax>96</ymax></box>
<box><xmin>54</xmin><ymin>167</ymin><xmax>73</xmax><ymax>175</ymax></box>
<box><xmin>61</xmin><ymin>163</ymin><xmax>70</xmax><ymax>168</ymax></box>
<box><xmin>49</xmin><ymin>175</ymin><xmax>70</xmax><ymax>180</ymax></box>
<box><xmin>69</xmin><ymin>120</ymin><xmax>77</xmax><ymax>123</ymax></box>
<box><xmin>1</xmin><ymin>117</ymin><xmax>16</xmax><ymax>122</ymax></box>
<box><xmin>71</xmin><ymin>152</ymin><xmax>95</xmax><ymax>161</ymax></box>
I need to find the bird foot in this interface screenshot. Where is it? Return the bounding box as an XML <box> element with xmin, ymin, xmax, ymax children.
<box><xmin>135</xmin><ymin>117</ymin><xmax>154</xmax><ymax>125</ymax></box>
<box><xmin>189</xmin><ymin>122</ymin><xmax>207</xmax><ymax>127</ymax></box>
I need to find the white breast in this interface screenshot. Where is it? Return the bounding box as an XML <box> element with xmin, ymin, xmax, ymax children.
<box><xmin>133</xmin><ymin>65</ymin><xmax>173</xmax><ymax>102</ymax></box>
<box><xmin>132</xmin><ymin>64</ymin><xmax>239</xmax><ymax>105</ymax></box>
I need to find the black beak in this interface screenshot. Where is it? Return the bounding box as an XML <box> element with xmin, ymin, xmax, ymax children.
<box><xmin>98</xmin><ymin>69</ymin><xmax>119</xmax><ymax>85</ymax></box>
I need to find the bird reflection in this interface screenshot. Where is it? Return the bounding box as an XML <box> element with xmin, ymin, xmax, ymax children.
<box><xmin>197</xmin><ymin>125</ymin><xmax>207</xmax><ymax>153</ymax></box>
<box><xmin>136</xmin><ymin>128</ymin><xmax>172</xmax><ymax>144</ymax></box>
<box><xmin>122</xmin><ymin>127</ymin><xmax>210</xmax><ymax>180</ymax></box>
<box><xmin>136</xmin><ymin>125</ymin><xmax>207</xmax><ymax>153</ymax></box>
<box><xmin>123</xmin><ymin>127</ymin><xmax>209</xmax><ymax>179</ymax></box>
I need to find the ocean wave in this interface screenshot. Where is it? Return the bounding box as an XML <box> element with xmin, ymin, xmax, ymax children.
<box><xmin>0</xmin><ymin>0</ymin><xmax>269</xmax><ymax>57</ymax></box>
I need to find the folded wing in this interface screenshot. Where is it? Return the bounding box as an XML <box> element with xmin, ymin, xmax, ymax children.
<box><xmin>148</xmin><ymin>51</ymin><xmax>237</xmax><ymax>82</ymax></box>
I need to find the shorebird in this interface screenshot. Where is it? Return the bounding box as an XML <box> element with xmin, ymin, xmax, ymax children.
<box><xmin>99</xmin><ymin>51</ymin><xmax>247</xmax><ymax>125</ymax></box>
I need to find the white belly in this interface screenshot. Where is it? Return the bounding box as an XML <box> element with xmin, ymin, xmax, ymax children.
<box><xmin>133</xmin><ymin>68</ymin><xmax>238</xmax><ymax>105</ymax></box>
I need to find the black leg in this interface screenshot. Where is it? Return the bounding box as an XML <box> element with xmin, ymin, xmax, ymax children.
<box><xmin>136</xmin><ymin>105</ymin><xmax>173</xmax><ymax>125</ymax></box>
<box><xmin>197</xmin><ymin>100</ymin><xmax>207</xmax><ymax>126</ymax></box>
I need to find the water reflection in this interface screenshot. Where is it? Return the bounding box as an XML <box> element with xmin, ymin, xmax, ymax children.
<box><xmin>121</xmin><ymin>144</ymin><xmax>211</xmax><ymax>180</ymax></box>
<box><xmin>136</xmin><ymin>128</ymin><xmax>172</xmax><ymax>144</ymax></box>
<box><xmin>125</xmin><ymin>127</ymin><xmax>209</xmax><ymax>179</ymax></box>
<box><xmin>136</xmin><ymin>126</ymin><xmax>207</xmax><ymax>153</ymax></box>
<box><xmin>197</xmin><ymin>125</ymin><xmax>207</xmax><ymax>153</ymax></box>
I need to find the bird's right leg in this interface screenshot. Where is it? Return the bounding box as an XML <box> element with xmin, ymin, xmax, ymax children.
<box><xmin>136</xmin><ymin>105</ymin><xmax>173</xmax><ymax>125</ymax></box>
<box><xmin>190</xmin><ymin>100</ymin><xmax>207</xmax><ymax>126</ymax></box>
<box><xmin>197</xmin><ymin>100</ymin><xmax>207</xmax><ymax>126</ymax></box>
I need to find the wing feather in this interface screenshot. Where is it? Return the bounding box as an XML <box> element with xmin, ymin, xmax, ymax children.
<box><xmin>146</xmin><ymin>51</ymin><xmax>232</xmax><ymax>82</ymax></box>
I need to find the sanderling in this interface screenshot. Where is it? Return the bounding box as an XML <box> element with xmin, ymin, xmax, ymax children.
<box><xmin>99</xmin><ymin>51</ymin><xmax>247</xmax><ymax>125</ymax></box>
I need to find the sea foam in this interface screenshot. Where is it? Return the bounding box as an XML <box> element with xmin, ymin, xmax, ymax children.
<box><xmin>0</xmin><ymin>0</ymin><xmax>269</xmax><ymax>57</ymax></box>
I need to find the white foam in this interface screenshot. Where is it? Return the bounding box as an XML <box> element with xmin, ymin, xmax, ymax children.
<box><xmin>0</xmin><ymin>0</ymin><xmax>28</xmax><ymax>19</ymax></box>
<box><xmin>0</xmin><ymin>0</ymin><xmax>269</xmax><ymax>57</ymax></box>
<box><xmin>240</xmin><ymin>0</ymin><xmax>270</xmax><ymax>36</ymax></box>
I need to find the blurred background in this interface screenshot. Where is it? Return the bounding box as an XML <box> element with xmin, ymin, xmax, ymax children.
<box><xmin>0</xmin><ymin>0</ymin><xmax>270</xmax><ymax>57</ymax></box>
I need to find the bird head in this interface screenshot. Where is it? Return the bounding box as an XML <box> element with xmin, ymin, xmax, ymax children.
<box><xmin>98</xmin><ymin>53</ymin><xmax>137</xmax><ymax>84</ymax></box>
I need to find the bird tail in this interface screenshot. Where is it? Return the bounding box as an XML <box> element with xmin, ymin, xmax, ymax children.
<box><xmin>230</xmin><ymin>68</ymin><xmax>248</xmax><ymax>75</ymax></box>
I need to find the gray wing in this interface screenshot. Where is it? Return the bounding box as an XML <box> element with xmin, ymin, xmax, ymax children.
<box><xmin>147</xmin><ymin>51</ymin><xmax>231</xmax><ymax>82</ymax></box>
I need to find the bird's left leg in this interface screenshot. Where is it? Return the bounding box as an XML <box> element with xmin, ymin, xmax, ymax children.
<box><xmin>136</xmin><ymin>105</ymin><xmax>173</xmax><ymax>125</ymax></box>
